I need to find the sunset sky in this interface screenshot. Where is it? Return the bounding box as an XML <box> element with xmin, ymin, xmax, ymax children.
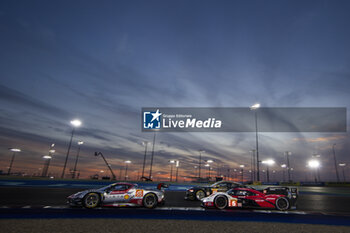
<box><xmin>0</xmin><ymin>0</ymin><xmax>349</xmax><ymax>181</ymax></box>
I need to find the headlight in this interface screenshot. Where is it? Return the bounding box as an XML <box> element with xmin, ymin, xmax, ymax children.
<box><xmin>188</xmin><ymin>189</ymin><xmax>194</xmax><ymax>192</ymax></box>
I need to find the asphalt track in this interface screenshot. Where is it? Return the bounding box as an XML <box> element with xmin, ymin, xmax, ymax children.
<box><xmin>1</xmin><ymin>187</ymin><xmax>350</xmax><ymax>214</ymax></box>
<box><xmin>1</xmin><ymin>186</ymin><xmax>350</xmax><ymax>227</ymax></box>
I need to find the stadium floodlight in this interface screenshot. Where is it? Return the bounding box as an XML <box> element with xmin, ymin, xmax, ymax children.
<box><xmin>70</xmin><ymin>119</ymin><xmax>82</xmax><ymax>127</ymax></box>
<box><xmin>308</xmin><ymin>160</ymin><xmax>320</xmax><ymax>168</ymax></box>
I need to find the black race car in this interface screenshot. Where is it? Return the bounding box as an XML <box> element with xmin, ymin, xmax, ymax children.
<box><xmin>185</xmin><ymin>181</ymin><xmax>245</xmax><ymax>201</ymax></box>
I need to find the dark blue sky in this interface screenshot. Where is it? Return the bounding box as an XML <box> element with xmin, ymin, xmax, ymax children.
<box><xmin>0</xmin><ymin>0</ymin><xmax>349</xmax><ymax>181</ymax></box>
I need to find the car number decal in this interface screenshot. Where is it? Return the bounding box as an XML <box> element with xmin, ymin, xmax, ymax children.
<box><xmin>135</xmin><ymin>190</ymin><xmax>144</xmax><ymax>197</ymax></box>
<box><xmin>229</xmin><ymin>199</ymin><xmax>237</xmax><ymax>207</ymax></box>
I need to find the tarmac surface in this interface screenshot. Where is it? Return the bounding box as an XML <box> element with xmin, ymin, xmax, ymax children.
<box><xmin>1</xmin><ymin>186</ymin><xmax>350</xmax><ymax>214</ymax></box>
<box><xmin>1</xmin><ymin>186</ymin><xmax>350</xmax><ymax>232</ymax></box>
<box><xmin>1</xmin><ymin>219</ymin><xmax>350</xmax><ymax>233</ymax></box>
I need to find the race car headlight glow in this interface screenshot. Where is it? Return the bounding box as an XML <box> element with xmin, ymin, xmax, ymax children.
<box><xmin>188</xmin><ymin>189</ymin><xmax>194</xmax><ymax>192</ymax></box>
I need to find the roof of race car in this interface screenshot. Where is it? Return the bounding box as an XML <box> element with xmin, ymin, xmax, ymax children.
<box><xmin>110</xmin><ymin>182</ymin><xmax>137</xmax><ymax>187</ymax></box>
<box><xmin>210</xmin><ymin>180</ymin><xmax>243</xmax><ymax>187</ymax></box>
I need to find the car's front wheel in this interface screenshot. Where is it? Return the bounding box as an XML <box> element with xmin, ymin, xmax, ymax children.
<box><xmin>214</xmin><ymin>195</ymin><xmax>228</xmax><ymax>210</ymax></box>
<box><xmin>83</xmin><ymin>193</ymin><xmax>100</xmax><ymax>209</ymax></box>
<box><xmin>275</xmin><ymin>197</ymin><xmax>290</xmax><ymax>210</ymax></box>
<box><xmin>195</xmin><ymin>190</ymin><xmax>206</xmax><ymax>200</ymax></box>
<box><xmin>143</xmin><ymin>193</ymin><xmax>158</xmax><ymax>209</ymax></box>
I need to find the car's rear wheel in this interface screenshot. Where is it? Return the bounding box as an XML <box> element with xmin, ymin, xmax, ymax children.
<box><xmin>275</xmin><ymin>197</ymin><xmax>289</xmax><ymax>210</ymax></box>
<box><xmin>214</xmin><ymin>195</ymin><xmax>228</xmax><ymax>210</ymax></box>
<box><xmin>83</xmin><ymin>193</ymin><xmax>100</xmax><ymax>209</ymax></box>
<box><xmin>195</xmin><ymin>190</ymin><xmax>205</xmax><ymax>200</ymax></box>
<box><xmin>143</xmin><ymin>193</ymin><xmax>158</xmax><ymax>209</ymax></box>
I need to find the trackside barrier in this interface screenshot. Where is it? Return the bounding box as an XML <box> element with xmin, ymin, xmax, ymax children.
<box><xmin>325</xmin><ymin>182</ymin><xmax>350</xmax><ymax>187</ymax></box>
<box><xmin>280</xmin><ymin>182</ymin><xmax>300</xmax><ymax>186</ymax></box>
<box><xmin>299</xmin><ymin>182</ymin><xmax>325</xmax><ymax>186</ymax></box>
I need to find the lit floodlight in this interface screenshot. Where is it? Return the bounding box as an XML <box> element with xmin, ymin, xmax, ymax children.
<box><xmin>281</xmin><ymin>164</ymin><xmax>287</xmax><ymax>168</ymax></box>
<box><xmin>205</xmin><ymin>164</ymin><xmax>210</xmax><ymax>167</ymax></box>
<box><xmin>239</xmin><ymin>165</ymin><xmax>245</xmax><ymax>168</ymax></box>
<box><xmin>9</xmin><ymin>148</ymin><xmax>21</xmax><ymax>152</ymax></box>
<box><xmin>49</xmin><ymin>149</ymin><xmax>55</xmax><ymax>153</ymax></box>
<box><xmin>207</xmin><ymin>160</ymin><xmax>214</xmax><ymax>163</ymax></box>
<box><xmin>43</xmin><ymin>155</ymin><xmax>52</xmax><ymax>159</ymax></box>
<box><xmin>250</xmin><ymin>103</ymin><xmax>260</xmax><ymax>110</ymax></box>
<box><xmin>169</xmin><ymin>160</ymin><xmax>175</xmax><ymax>163</ymax></box>
<box><xmin>125</xmin><ymin>160</ymin><xmax>131</xmax><ymax>164</ymax></box>
<box><xmin>262</xmin><ymin>159</ymin><xmax>275</xmax><ymax>165</ymax></box>
<box><xmin>308</xmin><ymin>160</ymin><xmax>320</xmax><ymax>168</ymax></box>
<box><xmin>70</xmin><ymin>119</ymin><xmax>82</xmax><ymax>127</ymax></box>
<box><xmin>78</xmin><ymin>141</ymin><xmax>84</xmax><ymax>145</ymax></box>
<box><xmin>339</xmin><ymin>163</ymin><xmax>346</xmax><ymax>167</ymax></box>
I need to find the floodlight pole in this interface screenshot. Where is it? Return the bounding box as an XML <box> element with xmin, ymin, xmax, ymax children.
<box><xmin>332</xmin><ymin>144</ymin><xmax>340</xmax><ymax>182</ymax></box>
<box><xmin>61</xmin><ymin>128</ymin><xmax>75</xmax><ymax>178</ymax></box>
<box><xmin>149</xmin><ymin>133</ymin><xmax>156</xmax><ymax>180</ymax></box>
<box><xmin>141</xmin><ymin>142</ymin><xmax>148</xmax><ymax>179</ymax></box>
<box><xmin>255</xmin><ymin>111</ymin><xmax>260</xmax><ymax>182</ymax></box>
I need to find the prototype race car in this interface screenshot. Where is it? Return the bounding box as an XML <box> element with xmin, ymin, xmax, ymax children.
<box><xmin>185</xmin><ymin>181</ymin><xmax>245</xmax><ymax>201</ymax></box>
<box><xmin>201</xmin><ymin>186</ymin><xmax>298</xmax><ymax>210</ymax></box>
<box><xmin>67</xmin><ymin>182</ymin><xmax>166</xmax><ymax>209</ymax></box>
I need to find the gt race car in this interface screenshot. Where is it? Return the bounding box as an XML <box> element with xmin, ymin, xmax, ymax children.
<box><xmin>185</xmin><ymin>181</ymin><xmax>245</xmax><ymax>201</ymax></box>
<box><xmin>67</xmin><ymin>182</ymin><xmax>166</xmax><ymax>209</ymax></box>
<box><xmin>201</xmin><ymin>187</ymin><xmax>298</xmax><ymax>210</ymax></box>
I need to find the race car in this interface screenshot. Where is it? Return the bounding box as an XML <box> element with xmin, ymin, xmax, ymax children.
<box><xmin>185</xmin><ymin>181</ymin><xmax>245</xmax><ymax>201</ymax></box>
<box><xmin>201</xmin><ymin>186</ymin><xmax>298</xmax><ymax>210</ymax></box>
<box><xmin>67</xmin><ymin>182</ymin><xmax>166</xmax><ymax>209</ymax></box>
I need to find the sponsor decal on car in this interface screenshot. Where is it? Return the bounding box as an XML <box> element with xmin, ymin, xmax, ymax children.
<box><xmin>212</xmin><ymin>189</ymin><xmax>218</xmax><ymax>194</ymax></box>
<box><xmin>135</xmin><ymin>190</ymin><xmax>144</xmax><ymax>197</ymax></box>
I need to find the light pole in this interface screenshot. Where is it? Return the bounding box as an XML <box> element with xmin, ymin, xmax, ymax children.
<box><xmin>169</xmin><ymin>160</ymin><xmax>175</xmax><ymax>182</ymax></box>
<box><xmin>239</xmin><ymin>165</ymin><xmax>245</xmax><ymax>183</ymax></box>
<box><xmin>332</xmin><ymin>144</ymin><xmax>340</xmax><ymax>182</ymax></box>
<box><xmin>262</xmin><ymin>159</ymin><xmax>275</xmax><ymax>183</ymax></box>
<box><xmin>149</xmin><ymin>133</ymin><xmax>156</xmax><ymax>181</ymax></box>
<box><xmin>124</xmin><ymin>160</ymin><xmax>131</xmax><ymax>180</ymax></box>
<box><xmin>61</xmin><ymin>119</ymin><xmax>82</xmax><ymax>179</ymax></box>
<box><xmin>141</xmin><ymin>141</ymin><xmax>149</xmax><ymax>180</ymax></box>
<box><xmin>308</xmin><ymin>160</ymin><xmax>320</xmax><ymax>182</ymax></box>
<box><xmin>205</xmin><ymin>163</ymin><xmax>210</xmax><ymax>180</ymax></box>
<box><xmin>284</xmin><ymin>151</ymin><xmax>292</xmax><ymax>182</ymax></box>
<box><xmin>281</xmin><ymin>164</ymin><xmax>287</xmax><ymax>182</ymax></box>
<box><xmin>198</xmin><ymin>150</ymin><xmax>205</xmax><ymax>181</ymax></box>
<box><xmin>42</xmin><ymin>144</ymin><xmax>55</xmax><ymax>177</ymax></box>
<box><xmin>7</xmin><ymin>148</ymin><xmax>21</xmax><ymax>175</ymax></box>
<box><xmin>250</xmin><ymin>103</ymin><xmax>260</xmax><ymax>182</ymax></box>
<box><xmin>72</xmin><ymin>141</ymin><xmax>84</xmax><ymax>179</ymax></box>
<box><xmin>205</xmin><ymin>160</ymin><xmax>213</xmax><ymax>181</ymax></box>
<box><xmin>339</xmin><ymin>163</ymin><xmax>346</xmax><ymax>182</ymax></box>
<box><xmin>175</xmin><ymin>160</ymin><xmax>179</xmax><ymax>182</ymax></box>
<box><xmin>250</xmin><ymin>150</ymin><xmax>256</xmax><ymax>182</ymax></box>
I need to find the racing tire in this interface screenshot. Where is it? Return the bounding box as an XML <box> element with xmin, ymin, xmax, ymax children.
<box><xmin>195</xmin><ymin>190</ymin><xmax>206</xmax><ymax>200</ymax></box>
<box><xmin>143</xmin><ymin>193</ymin><xmax>158</xmax><ymax>209</ymax></box>
<box><xmin>83</xmin><ymin>193</ymin><xmax>101</xmax><ymax>209</ymax></box>
<box><xmin>275</xmin><ymin>197</ymin><xmax>290</xmax><ymax>210</ymax></box>
<box><xmin>214</xmin><ymin>195</ymin><xmax>228</xmax><ymax>210</ymax></box>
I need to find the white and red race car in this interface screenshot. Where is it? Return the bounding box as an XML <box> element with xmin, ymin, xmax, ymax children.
<box><xmin>67</xmin><ymin>182</ymin><xmax>166</xmax><ymax>209</ymax></box>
